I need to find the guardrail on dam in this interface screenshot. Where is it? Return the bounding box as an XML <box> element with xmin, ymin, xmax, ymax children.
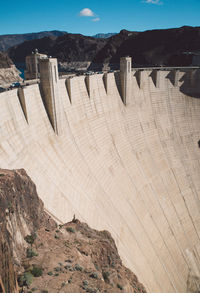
<box><xmin>1</xmin><ymin>57</ymin><xmax>200</xmax><ymax>292</ymax></box>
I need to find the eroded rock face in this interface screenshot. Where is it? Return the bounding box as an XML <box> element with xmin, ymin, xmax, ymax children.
<box><xmin>0</xmin><ymin>52</ymin><xmax>21</xmax><ymax>86</ymax></box>
<box><xmin>0</xmin><ymin>52</ymin><xmax>13</xmax><ymax>68</ymax></box>
<box><xmin>0</xmin><ymin>169</ymin><xmax>146</xmax><ymax>293</ymax></box>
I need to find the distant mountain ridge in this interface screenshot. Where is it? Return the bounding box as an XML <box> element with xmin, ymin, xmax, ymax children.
<box><xmin>4</xmin><ymin>26</ymin><xmax>200</xmax><ymax>70</ymax></box>
<box><xmin>0</xmin><ymin>30</ymin><xmax>67</xmax><ymax>51</ymax></box>
<box><xmin>8</xmin><ymin>33</ymin><xmax>108</xmax><ymax>64</ymax></box>
<box><xmin>93</xmin><ymin>33</ymin><xmax>117</xmax><ymax>38</ymax></box>
<box><xmin>0</xmin><ymin>30</ymin><xmax>116</xmax><ymax>51</ymax></box>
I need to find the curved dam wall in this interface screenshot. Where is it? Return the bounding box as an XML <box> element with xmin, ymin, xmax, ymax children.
<box><xmin>1</xmin><ymin>61</ymin><xmax>200</xmax><ymax>292</ymax></box>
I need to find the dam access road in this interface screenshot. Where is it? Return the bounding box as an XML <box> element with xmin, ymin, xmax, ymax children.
<box><xmin>0</xmin><ymin>56</ymin><xmax>200</xmax><ymax>292</ymax></box>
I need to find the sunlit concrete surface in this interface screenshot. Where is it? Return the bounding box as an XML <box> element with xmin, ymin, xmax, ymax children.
<box><xmin>1</xmin><ymin>64</ymin><xmax>200</xmax><ymax>292</ymax></box>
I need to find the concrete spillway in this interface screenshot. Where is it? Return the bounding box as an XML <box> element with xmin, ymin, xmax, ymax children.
<box><xmin>1</xmin><ymin>63</ymin><xmax>200</xmax><ymax>292</ymax></box>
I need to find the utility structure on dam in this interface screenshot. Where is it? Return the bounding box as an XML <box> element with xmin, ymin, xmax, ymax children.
<box><xmin>1</xmin><ymin>54</ymin><xmax>200</xmax><ymax>292</ymax></box>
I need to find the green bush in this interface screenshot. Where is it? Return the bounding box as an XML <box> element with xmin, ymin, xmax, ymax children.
<box><xmin>31</xmin><ymin>266</ymin><xmax>43</xmax><ymax>277</ymax></box>
<box><xmin>83</xmin><ymin>280</ymin><xmax>88</xmax><ymax>286</ymax></box>
<box><xmin>89</xmin><ymin>272</ymin><xmax>98</xmax><ymax>279</ymax></box>
<box><xmin>64</xmin><ymin>265</ymin><xmax>71</xmax><ymax>270</ymax></box>
<box><xmin>24</xmin><ymin>233</ymin><xmax>37</xmax><ymax>246</ymax></box>
<box><xmin>47</xmin><ymin>271</ymin><xmax>53</xmax><ymax>276</ymax></box>
<box><xmin>103</xmin><ymin>271</ymin><xmax>110</xmax><ymax>283</ymax></box>
<box><xmin>61</xmin><ymin>282</ymin><xmax>66</xmax><ymax>287</ymax></box>
<box><xmin>18</xmin><ymin>272</ymin><xmax>33</xmax><ymax>287</ymax></box>
<box><xmin>26</xmin><ymin>248</ymin><xmax>38</xmax><ymax>258</ymax></box>
<box><xmin>54</xmin><ymin>267</ymin><xmax>61</xmax><ymax>272</ymax></box>
<box><xmin>66</xmin><ymin>227</ymin><xmax>75</xmax><ymax>233</ymax></box>
<box><xmin>74</xmin><ymin>264</ymin><xmax>83</xmax><ymax>271</ymax></box>
<box><xmin>65</xmin><ymin>259</ymin><xmax>72</xmax><ymax>263</ymax></box>
<box><xmin>117</xmin><ymin>284</ymin><xmax>123</xmax><ymax>290</ymax></box>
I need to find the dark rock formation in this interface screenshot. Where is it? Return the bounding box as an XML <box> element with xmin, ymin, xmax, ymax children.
<box><xmin>0</xmin><ymin>30</ymin><xmax>67</xmax><ymax>51</ymax></box>
<box><xmin>0</xmin><ymin>52</ymin><xmax>13</xmax><ymax>68</ymax></box>
<box><xmin>8</xmin><ymin>34</ymin><xmax>107</xmax><ymax>64</ymax></box>
<box><xmin>7</xmin><ymin>26</ymin><xmax>200</xmax><ymax>69</ymax></box>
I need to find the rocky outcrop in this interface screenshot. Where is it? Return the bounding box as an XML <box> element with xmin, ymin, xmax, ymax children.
<box><xmin>0</xmin><ymin>169</ymin><xmax>146</xmax><ymax>292</ymax></box>
<box><xmin>0</xmin><ymin>52</ymin><xmax>21</xmax><ymax>86</ymax></box>
<box><xmin>0</xmin><ymin>52</ymin><xmax>13</xmax><ymax>68</ymax></box>
<box><xmin>0</xmin><ymin>66</ymin><xmax>22</xmax><ymax>86</ymax></box>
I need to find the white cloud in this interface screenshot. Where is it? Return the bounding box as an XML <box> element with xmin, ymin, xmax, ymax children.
<box><xmin>92</xmin><ymin>17</ymin><xmax>100</xmax><ymax>22</ymax></box>
<box><xmin>144</xmin><ymin>0</ymin><xmax>163</xmax><ymax>4</ymax></box>
<box><xmin>79</xmin><ymin>8</ymin><xmax>94</xmax><ymax>17</ymax></box>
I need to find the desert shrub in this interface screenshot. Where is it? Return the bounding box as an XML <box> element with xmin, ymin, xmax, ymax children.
<box><xmin>54</xmin><ymin>234</ymin><xmax>59</xmax><ymax>239</ymax></box>
<box><xmin>54</xmin><ymin>267</ymin><xmax>61</xmax><ymax>272</ymax></box>
<box><xmin>41</xmin><ymin>290</ymin><xmax>48</xmax><ymax>293</ymax></box>
<box><xmin>65</xmin><ymin>259</ymin><xmax>73</xmax><ymax>263</ymax></box>
<box><xmin>26</xmin><ymin>248</ymin><xmax>38</xmax><ymax>258</ymax></box>
<box><xmin>31</xmin><ymin>266</ymin><xmax>43</xmax><ymax>277</ymax></box>
<box><xmin>66</xmin><ymin>227</ymin><xmax>75</xmax><ymax>233</ymax></box>
<box><xmin>74</xmin><ymin>264</ymin><xmax>83</xmax><ymax>271</ymax></box>
<box><xmin>61</xmin><ymin>282</ymin><xmax>66</xmax><ymax>287</ymax></box>
<box><xmin>24</xmin><ymin>233</ymin><xmax>37</xmax><ymax>246</ymax></box>
<box><xmin>47</xmin><ymin>271</ymin><xmax>53</xmax><ymax>276</ymax></box>
<box><xmin>102</xmin><ymin>271</ymin><xmax>110</xmax><ymax>283</ymax></box>
<box><xmin>89</xmin><ymin>272</ymin><xmax>98</xmax><ymax>279</ymax></box>
<box><xmin>64</xmin><ymin>264</ymin><xmax>71</xmax><ymax>270</ymax></box>
<box><xmin>19</xmin><ymin>272</ymin><xmax>33</xmax><ymax>287</ymax></box>
<box><xmin>117</xmin><ymin>283</ymin><xmax>123</xmax><ymax>290</ymax></box>
<box><xmin>83</xmin><ymin>280</ymin><xmax>88</xmax><ymax>286</ymax></box>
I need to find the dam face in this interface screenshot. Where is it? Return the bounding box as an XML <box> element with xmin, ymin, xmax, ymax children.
<box><xmin>1</xmin><ymin>60</ymin><xmax>200</xmax><ymax>292</ymax></box>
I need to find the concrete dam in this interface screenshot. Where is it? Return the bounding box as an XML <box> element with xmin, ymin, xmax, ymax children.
<box><xmin>1</xmin><ymin>56</ymin><xmax>200</xmax><ymax>292</ymax></box>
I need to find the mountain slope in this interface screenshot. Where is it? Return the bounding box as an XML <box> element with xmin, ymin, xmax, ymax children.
<box><xmin>8</xmin><ymin>26</ymin><xmax>200</xmax><ymax>68</ymax></box>
<box><xmin>108</xmin><ymin>25</ymin><xmax>200</xmax><ymax>66</ymax></box>
<box><xmin>0</xmin><ymin>52</ymin><xmax>21</xmax><ymax>85</ymax></box>
<box><xmin>0</xmin><ymin>168</ymin><xmax>146</xmax><ymax>293</ymax></box>
<box><xmin>8</xmin><ymin>33</ymin><xmax>107</xmax><ymax>64</ymax></box>
<box><xmin>0</xmin><ymin>30</ymin><xmax>67</xmax><ymax>51</ymax></box>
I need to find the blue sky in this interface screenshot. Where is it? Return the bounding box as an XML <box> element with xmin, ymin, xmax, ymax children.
<box><xmin>0</xmin><ymin>0</ymin><xmax>199</xmax><ymax>35</ymax></box>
